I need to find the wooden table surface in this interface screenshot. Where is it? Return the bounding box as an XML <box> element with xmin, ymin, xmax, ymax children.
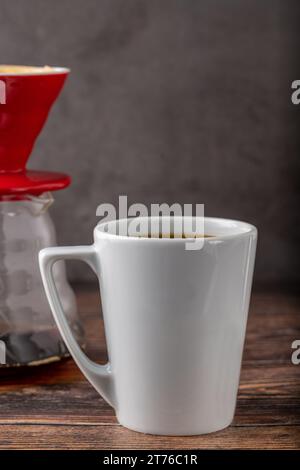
<box><xmin>0</xmin><ymin>285</ymin><xmax>299</xmax><ymax>450</ymax></box>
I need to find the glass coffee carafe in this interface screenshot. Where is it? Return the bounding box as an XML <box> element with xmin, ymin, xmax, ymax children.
<box><xmin>0</xmin><ymin>192</ymin><xmax>83</xmax><ymax>366</ymax></box>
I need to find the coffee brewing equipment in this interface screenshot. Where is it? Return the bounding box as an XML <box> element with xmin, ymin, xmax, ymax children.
<box><xmin>0</xmin><ymin>66</ymin><xmax>84</xmax><ymax>366</ymax></box>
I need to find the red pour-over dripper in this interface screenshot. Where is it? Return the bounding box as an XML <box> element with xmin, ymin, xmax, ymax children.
<box><xmin>0</xmin><ymin>66</ymin><xmax>71</xmax><ymax>196</ymax></box>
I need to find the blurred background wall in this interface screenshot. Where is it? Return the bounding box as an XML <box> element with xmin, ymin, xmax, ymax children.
<box><xmin>0</xmin><ymin>0</ymin><xmax>299</xmax><ymax>284</ymax></box>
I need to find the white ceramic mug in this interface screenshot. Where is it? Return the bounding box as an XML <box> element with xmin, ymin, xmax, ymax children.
<box><xmin>39</xmin><ymin>216</ymin><xmax>257</xmax><ymax>435</ymax></box>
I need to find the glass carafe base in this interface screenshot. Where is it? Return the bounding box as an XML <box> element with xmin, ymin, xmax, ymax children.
<box><xmin>0</xmin><ymin>321</ymin><xmax>84</xmax><ymax>367</ymax></box>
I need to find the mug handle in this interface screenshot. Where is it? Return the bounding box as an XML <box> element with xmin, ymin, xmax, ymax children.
<box><xmin>39</xmin><ymin>245</ymin><xmax>115</xmax><ymax>408</ymax></box>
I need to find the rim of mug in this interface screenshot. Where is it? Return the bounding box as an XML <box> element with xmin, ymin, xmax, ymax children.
<box><xmin>94</xmin><ymin>216</ymin><xmax>257</xmax><ymax>242</ymax></box>
<box><xmin>0</xmin><ymin>65</ymin><xmax>70</xmax><ymax>76</ymax></box>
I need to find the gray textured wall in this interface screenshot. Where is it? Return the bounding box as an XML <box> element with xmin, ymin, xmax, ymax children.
<box><xmin>1</xmin><ymin>0</ymin><xmax>299</xmax><ymax>284</ymax></box>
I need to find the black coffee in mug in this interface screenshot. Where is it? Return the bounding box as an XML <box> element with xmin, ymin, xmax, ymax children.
<box><xmin>137</xmin><ymin>233</ymin><xmax>214</xmax><ymax>238</ymax></box>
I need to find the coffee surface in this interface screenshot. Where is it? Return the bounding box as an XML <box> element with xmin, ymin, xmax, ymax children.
<box><xmin>136</xmin><ymin>233</ymin><xmax>214</xmax><ymax>239</ymax></box>
<box><xmin>0</xmin><ymin>65</ymin><xmax>56</xmax><ymax>74</ymax></box>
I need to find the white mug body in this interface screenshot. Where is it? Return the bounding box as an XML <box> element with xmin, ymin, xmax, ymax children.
<box><xmin>39</xmin><ymin>217</ymin><xmax>257</xmax><ymax>435</ymax></box>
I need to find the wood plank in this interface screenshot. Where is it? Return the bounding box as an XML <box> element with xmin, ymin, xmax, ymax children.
<box><xmin>0</xmin><ymin>424</ymin><xmax>299</xmax><ymax>450</ymax></box>
<box><xmin>0</xmin><ymin>364</ymin><xmax>299</xmax><ymax>426</ymax></box>
<box><xmin>0</xmin><ymin>287</ymin><xmax>299</xmax><ymax>449</ymax></box>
